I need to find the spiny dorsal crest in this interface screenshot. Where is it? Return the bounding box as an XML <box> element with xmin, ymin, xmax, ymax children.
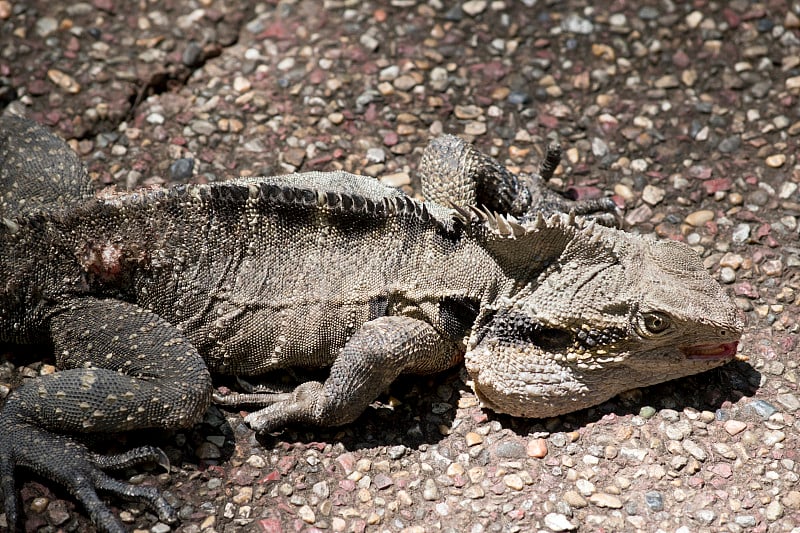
<box><xmin>166</xmin><ymin>181</ymin><xmax>436</xmax><ymax>225</ymax></box>
<box><xmin>450</xmin><ymin>204</ymin><xmax>608</xmax><ymax>242</ymax></box>
<box><xmin>450</xmin><ymin>204</ymin><xmax>624</xmax><ymax>269</ymax></box>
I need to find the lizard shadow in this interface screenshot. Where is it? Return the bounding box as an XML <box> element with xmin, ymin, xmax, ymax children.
<box><xmin>216</xmin><ymin>359</ymin><xmax>761</xmax><ymax>454</ymax></box>
<box><xmin>242</xmin><ymin>368</ymin><xmax>462</xmax><ymax>452</ymax></box>
<box><xmin>485</xmin><ymin>360</ymin><xmax>762</xmax><ymax>436</ymax></box>
<box><xmin>0</xmin><ymin>344</ymin><xmax>760</xmax><ymax>469</ymax></box>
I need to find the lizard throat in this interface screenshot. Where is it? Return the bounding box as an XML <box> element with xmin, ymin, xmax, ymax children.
<box><xmin>681</xmin><ymin>341</ymin><xmax>739</xmax><ymax>361</ymax></box>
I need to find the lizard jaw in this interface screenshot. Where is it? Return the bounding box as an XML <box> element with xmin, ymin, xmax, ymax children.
<box><xmin>681</xmin><ymin>341</ymin><xmax>739</xmax><ymax>361</ymax></box>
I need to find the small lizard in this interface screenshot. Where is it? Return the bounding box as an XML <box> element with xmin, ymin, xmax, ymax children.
<box><xmin>0</xmin><ymin>115</ymin><xmax>742</xmax><ymax>532</ymax></box>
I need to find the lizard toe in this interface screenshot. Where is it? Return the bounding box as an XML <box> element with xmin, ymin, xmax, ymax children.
<box><xmin>214</xmin><ymin>390</ymin><xmax>294</xmax><ymax>408</ymax></box>
<box><xmin>90</xmin><ymin>473</ymin><xmax>177</xmax><ymax>526</ymax></box>
<box><xmin>1</xmin><ymin>454</ymin><xmax>19</xmax><ymax>531</ymax></box>
<box><xmin>91</xmin><ymin>445</ymin><xmax>171</xmax><ymax>472</ymax></box>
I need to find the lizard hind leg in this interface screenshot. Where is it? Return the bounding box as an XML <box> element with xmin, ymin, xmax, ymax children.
<box><xmin>0</xmin><ymin>297</ymin><xmax>213</xmax><ymax>532</ymax></box>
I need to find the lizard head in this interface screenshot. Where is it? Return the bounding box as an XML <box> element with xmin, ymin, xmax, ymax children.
<box><xmin>461</xmin><ymin>210</ymin><xmax>744</xmax><ymax>418</ymax></box>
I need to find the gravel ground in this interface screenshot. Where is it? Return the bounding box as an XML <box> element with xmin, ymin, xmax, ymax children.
<box><xmin>1</xmin><ymin>1</ymin><xmax>799</xmax><ymax>532</ymax></box>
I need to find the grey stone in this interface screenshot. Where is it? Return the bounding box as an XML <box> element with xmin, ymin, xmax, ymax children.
<box><xmin>170</xmin><ymin>158</ymin><xmax>195</xmax><ymax>181</ymax></box>
<box><xmin>645</xmin><ymin>491</ymin><xmax>664</xmax><ymax>511</ymax></box>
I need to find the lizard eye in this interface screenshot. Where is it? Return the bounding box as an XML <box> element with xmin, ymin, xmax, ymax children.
<box><xmin>642</xmin><ymin>312</ymin><xmax>671</xmax><ymax>334</ymax></box>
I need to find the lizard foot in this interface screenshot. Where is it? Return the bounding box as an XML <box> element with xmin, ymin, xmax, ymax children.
<box><xmin>242</xmin><ymin>381</ymin><xmax>326</xmax><ymax>433</ymax></box>
<box><xmin>214</xmin><ymin>384</ymin><xmax>316</xmax><ymax>432</ymax></box>
<box><xmin>0</xmin><ymin>416</ymin><xmax>176</xmax><ymax>533</ymax></box>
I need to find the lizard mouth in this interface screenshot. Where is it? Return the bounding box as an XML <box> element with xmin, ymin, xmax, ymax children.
<box><xmin>681</xmin><ymin>341</ymin><xmax>739</xmax><ymax>361</ymax></box>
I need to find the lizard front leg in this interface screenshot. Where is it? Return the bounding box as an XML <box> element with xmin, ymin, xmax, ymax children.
<box><xmin>224</xmin><ymin>316</ymin><xmax>458</xmax><ymax>433</ymax></box>
<box><xmin>0</xmin><ymin>297</ymin><xmax>212</xmax><ymax>533</ymax></box>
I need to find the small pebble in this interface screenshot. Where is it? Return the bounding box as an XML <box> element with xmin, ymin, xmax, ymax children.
<box><xmin>196</xmin><ymin>442</ymin><xmax>221</xmax><ymax>459</ymax></box>
<box><xmin>718</xmin><ymin>136</ymin><xmax>741</xmax><ymax>153</ymax></box>
<box><xmin>246</xmin><ymin>454</ymin><xmax>265</xmax><ymax>468</ymax></box>
<box><xmin>544</xmin><ymin>513</ymin><xmax>577</xmax><ymax>532</ymax></box>
<box><xmin>614</xmin><ymin>183</ymin><xmax>635</xmax><ymax>202</ymax></box>
<box><xmin>35</xmin><ymin>17</ymin><xmax>58</xmax><ymax>37</ymax></box>
<box><xmin>645</xmin><ymin>491</ymin><xmax>664</xmax><ymax>511</ymax></box>
<box><xmin>461</xmin><ymin>0</ymin><xmax>487</xmax><ymax>16</ymax></box>
<box><xmin>297</xmin><ymin>505</ymin><xmax>315</xmax><ymax>524</ymax></box>
<box><xmin>719</xmin><ymin>267</ymin><xmax>736</xmax><ymax>283</ymax></box>
<box><xmin>782</xmin><ymin>491</ymin><xmax>800</xmax><ymax>509</ymax></box>
<box><xmin>465</xmin><ymin>432</ymin><xmax>483</xmax><ymax>446</ymax></box>
<box><xmin>654</xmin><ymin>75</ymin><xmax>680</xmax><ymax>89</ymax></box>
<box><xmin>277</xmin><ymin>57</ymin><xmax>295</xmax><ymax>71</ymax></box>
<box><xmin>575</xmin><ymin>479</ymin><xmax>595</xmax><ymax>496</ymax></box>
<box><xmin>563</xmin><ymin>490</ymin><xmax>588</xmax><ymax>508</ymax></box>
<box><xmin>47</xmin><ymin>69</ymin><xmax>81</xmax><ymax>93</ymax></box>
<box><xmin>685</xmin><ymin>210</ymin><xmax>715</xmax><ymax>226</ymax></box>
<box><xmin>182</xmin><ymin>41</ymin><xmax>204</xmax><ymax>67</ymax></box>
<box><xmin>464</xmin><ymin>121</ymin><xmax>487</xmax><ymax>135</ymax></box>
<box><xmin>422</xmin><ymin>479</ymin><xmax>439</xmax><ymax>501</ymax></box>
<box><xmin>29</xmin><ymin>497</ymin><xmax>49</xmax><ymax>513</ymax></box>
<box><xmin>380</xmin><ymin>172</ymin><xmax>410</xmax><ymax>188</ymax></box>
<box><xmin>642</xmin><ymin>185</ymin><xmax>665</xmax><ymax>206</ymax></box>
<box><xmin>233</xmin><ymin>76</ymin><xmax>251</xmax><ymax>93</ymax></box>
<box><xmin>393</xmin><ymin>74</ymin><xmax>418</xmax><ymax>91</ymax></box>
<box><xmin>562</xmin><ymin>13</ymin><xmax>594</xmax><ymax>34</ymax></box>
<box><xmin>731</xmin><ymin>224</ymin><xmax>750</xmax><ymax>244</ymax></box>
<box><xmin>681</xmin><ymin>440</ymin><xmax>707</xmax><ymax>461</ymax></box>
<box><xmin>191</xmin><ymin>120</ymin><xmax>216</xmax><ymax>136</ymax></box>
<box><xmin>169</xmin><ymin>158</ymin><xmax>195</xmax><ymax>180</ymax></box>
<box><xmin>366</xmin><ymin>147</ymin><xmax>385</xmax><ymax>163</ymax></box>
<box><xmin>526</xmin><ymin>437</ymin><xmax>548</xmax><ymax>458</ymax></box>
<box><xmin>779</xmin><ymin>182</ymin><xmax>798</xmax><ymax>199</ymax></box>
<box><xmin>387</xmin><ymin>445</ymin><xmax>406</xmax><ymax>459</ymax></box>
<box><xmin>232</xmin><ymin>486</ymin><xmax>253</xmax><ymax>504</ymax></box>
<box><xmin>503</xmin><ymin>474</ymin><xmax>524</xmax><ymax>490</ymax></box>
<box><xmin>592</xmin><ymin>137</ymin><xmax>609</xmax><ymax>157</ymax></box>
<box><xmin>776</xmin><ymin>393</ymin><xmax>800</xmax><ymax>412</ymax></box>
<box><xmin>765</xmin><ymin>500</ymin><xmax>783</xmax><ymax>520</ymax></box>
<box><xmin>765</xmin><ymin>154</ymin><xmax>786</xmax><ymax>167</ymax></box>
<box><xmin>588</xmin><ymin>493</ymin><xmax>623</xmax><ymax>508</ymax></box>
<box><xmin>763</xmin><ymin>430</ymin><xmax>786</xmax><ymax>446</ymax></box>
<box><xmin>694</xmin><ymin>509</ymin><xmax>716</xmax><ymax>525</ymax></box>
<box><xmin>787</xmin><ymin>76</ymin><xmax>800</xmax><ymax>90</ymax></box>
<box><xmin>719</xmin><ymin>253</ymin><xmax>744</xmax><ymax>269</ymax></box>
<box><xmin>150</xmin><ymin>523</ymin><xmax>173</xmax><ymax>533</ymax></box>
<box><xmin>685</xmin><ymin>11</ymin><xmax>703</xmax><ymax>28</ymax></box>
<box><xmin>746</xmin><ymin>400</ymin><xmax>778</xmax><ymax>419</ymax></box>
<box><xmin>454</xmin><ymin>104</ymin><xmax>482</xmax><ymax>120</ymax></box>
